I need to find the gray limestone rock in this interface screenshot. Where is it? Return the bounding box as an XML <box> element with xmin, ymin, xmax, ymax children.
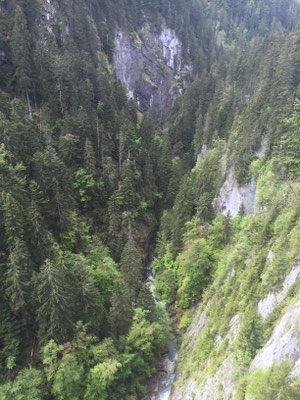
<box><xmin>258</xmin><ymin>292</ymin><xmax>283</xmax><ymax>320</ymax></box>
<box><xmin>196</xmin><ymin>145</ymin><xmax>207</xmax><ymax>165</ymax></box>
<box><xmin>252</xmin><ymin>297</ymin><xmax>300</xmax><ymax>374</ymax></box>
<box><xmin>41</xmin><ymin>0</ymin><xmax>57</xmax><ymax>25</ymax></box>
<box><xmin>186</xmin><ymin>311</ymin><xmax>207</xmax><ymax>348</ymax></box>
<box><xmin>258</xmin><ymin>264</ymin><xmax>300</xmax><ymax>320</ymax></box>
<box><xmin>171</xmin><ymin>355</ymin><xmax>236</xmax><ymax>400</ymax></box>
<box><xmin>114</xmin><ymin>25</ymin><xmax>190</xmax><ymax>124</ymax></box>
<box><xmin>213</xmin><ymin>168</ymin><xmax>257</xmax><ymax>217</ymax></box>
<box><xmin>228</xmin><ymin>314</ymin><xmax>241</xmax><ymax>345</ymax></box>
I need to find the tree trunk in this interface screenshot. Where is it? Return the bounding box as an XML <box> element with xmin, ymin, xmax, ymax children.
<box><xmin>119</xmin><ymin>130</ymin><xmax>124</xmax><ymax>171</ymax></box>
<box><xmin>96</xmin><ymin>117</ymin><xmax>101</xmax><ymax>161</ymax></box>
<box><xmin>58</xmin><ymin>81</ymin><xmax>64</xmax><ymax>117</ymax></box>
<box><xmin>25</xmin><ymin>88</ymin><xmax>32</xmax><ymax>117</ymax></box>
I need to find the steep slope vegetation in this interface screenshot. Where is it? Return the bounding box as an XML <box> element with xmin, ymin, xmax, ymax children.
<box><xmin>152</xmin><ymin>11</ymin><xmax>300</xmax><ymax>400</ymax></box>
<box><xmin>0</xmin><ymin>0</ymin><xmax>300</xmax><ymax>399</ymax></box>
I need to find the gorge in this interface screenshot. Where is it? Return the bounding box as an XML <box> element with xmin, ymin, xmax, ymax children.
<box><xmin>144</xmin><ymin>264</ymin><xmax>178</xmax><ymax>400</ymax></box>
<box><xmin>0</xmin><ymin>1</ymin><xmax>299</xmax><ymax>400</ymax></box>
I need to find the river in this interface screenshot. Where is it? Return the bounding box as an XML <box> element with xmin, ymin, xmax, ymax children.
<box><xmin>143</xmin><ymin>264</ymin><xmax>178</xmax><ymax>400</ymax></box>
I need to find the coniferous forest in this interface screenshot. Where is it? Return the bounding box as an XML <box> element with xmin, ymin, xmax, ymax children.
<box><xmin>0</xmin><ymin>1</ymin><xmax>300</xmax><ymax>399</ymax></box>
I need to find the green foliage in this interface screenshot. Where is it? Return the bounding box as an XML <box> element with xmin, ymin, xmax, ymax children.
<box><xmin>179</xmin><ymin>311</ymin><xmax>192</xmax><ymax>332</ymax></box>
<box><xmin>126</xmin><ymin>308</ymin><xmax>171</xmax><ymax>376</ymax></box>
<box><xmin>178</xmin><ymin>239</ymin><xmax>212</xmax><ymax>308</ymax></box>
<box><xmin>234</xmin><ymin>305</ymin><xmax>263</xmax><ymax>370</ymax></box>
<box><xmin>110</xmin><ymin>278</ymin><xmax>134</xmax><ymax>337</ymax></box>
<box><xmin>0</xmin><ymin>368</ymin><xmax>47</xmax><ymax>400</ymax></box>
<box><xmin>43</xmin><ymin>340</ymin><xmax>64</xmax><ymax>383</ymax></box>
<box><xmin>276</xmin><ymin>100</ymin><xmax>300</xmax><ymax>179</ymax></box>
<box><xmin>52</xmin><ymin>354</ymin><xmax>84</xmax><ymax>400</ymax></box>
<box><xmin>0</xmin><ymin>287</ymin><xmax>21</xmax><ymax>381</ymax></box>
<box><xmin>84</xmin><ymin>360</ymin><xmax>121</xmax><ymax>400</ymax></box>
<box><xmin>153</xmin><ymin>250</ymin><xmax>179</xmax><ymax>304</ymax></box>
<box><xmin>208</xmin><ymin>214</ymin><xmax>232</xmax><ymax>249</ymax></box>
<box><xmin>170</xmin><ymin>148</ymin><xmax>299</xmax><ymax>394</ymax></box>
<box><xmin>127</xmin><ymin>309</ymin><xmax>156</xmax><ymax>359</ymax></box>
<box><xmin>119</xmin><ymin>239</ymin><xmax>144</xmax><ymax>302</ymax></box>
<box><xmin>36</xmin><ymin>258</ymin><xmax>73</xmax><ymax>345</ymax></box>
<box><xmin>11</xmin><ymin>5</ymin><xmax>33</xmax><ymax>111</ymax></box>
<box><xmin>155</xmin><ymin>267</ymin><xmax>178</xmax><ymax>305</ymax></box>
<box><xmin>234</xmin><ymin>376</ymin><xmax>248</xmax><ymax>400</ymax></box>
<box><xmin>90</xmin><ymin>255</ymin><xmax>119</xmax><ymax>304</ymax></box>
<box><xmin>0</xmin><ymin>0</ymin><xmax>300</xmax><ymax>398</ymax></box>
<box><xmin>5</xmin><ymin>238</ymin><xmax>31</xmax><ymax>317</ymax></box>
<box><xmin>246</xmin><ymin>361</ymin><xmax>300</xmax><ymax>400</ymax></box>
<box><xmin>136</xmin><ymin>285</ymin><xmax>156</xmax><ymax>321</ymax></box>
<box><xmin>74</xmin><ymin>168</ymin><xmax>95</xmax><ymax>203</ymax></box>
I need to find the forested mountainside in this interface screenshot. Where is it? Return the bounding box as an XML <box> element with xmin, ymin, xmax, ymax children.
<box><xmin>0</xmin><ymin>0</ymin><xmax>300</xmax><ymax>399</ymax></box>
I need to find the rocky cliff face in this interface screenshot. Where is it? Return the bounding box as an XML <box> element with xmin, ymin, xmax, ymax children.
<box><xmin>213</xmin><ymin>167</ymin><xmax>257</xmax><ymax>217</ymax></box>
<box><xmin>253</xmin><ymin>296</ymin><xmax>300</xmax><ymax>375</ymax></box>
<box><xmin>258</xmin><ymin>264</ymin><xmax>300</xmax><ymax>320</ymax></box>
<box><xmin>212</xmin><ymin>138</ymin><xmax>266</xmax><ymax>218</ymax></box>
<box><xmin>114</xmin><ymin>25</ymin><xmax>191</xmax><ymax>124</ymax></box>
<box><xmin>171</xmin><ymin>161</ymin><xmax>300</xmax><ymax>399</ymax></box>
<box><xmin>171</xmin><ymin>264</ymin><xmax>300</xmax><ymax>400</ymax></box>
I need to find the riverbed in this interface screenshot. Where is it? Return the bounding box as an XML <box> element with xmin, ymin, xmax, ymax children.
<box><xmin>142</xmin><ymin>264</ymin><xmax>178</xmax><ymax>400</ymax></box>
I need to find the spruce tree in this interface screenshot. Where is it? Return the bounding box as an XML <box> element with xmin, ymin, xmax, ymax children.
<box><xmin>1</xmin><ymin>192</ymin><xmax>25</xmax><ymax>249</ymax></box>
<box><xmin>110</xmin><ymin>278</ymin><xmax>133</xmax><ymax>337</ymax></box>
<box><xmin>136</xmin><ymin>284</ymin><xmax>156</xmax><ymax>322</ymax></box>
<box><xmin>36</xmin><ymin>258</ymin><xmax>73</xmax><ymax>345</ymax></box>
<box><xmin>119</xmin><ymin>239</ymin><xmax>144</xmax><ymax>302</ymax></box>
<box><xmin>68</xmin><ymin>261</ymin><xmax>101</xmax><ymax>326</ymax></box>
<box><xmin>5</xmin><ymin>239</ymin><xmax>32</xmax><ymax>318</ymax></box>
<box><xmin>84</xmin><ymin>139</ymin><xmax>97</xmax><ymax>177</ymax></box>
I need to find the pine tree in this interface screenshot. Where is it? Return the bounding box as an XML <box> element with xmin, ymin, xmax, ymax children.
<box><xmin>156</xmin><ymin>137</ymin><xmax>172</xmax><ymax>201</ymax></box>
<box><xmin>0</xmin><ymin>112</ymin><xmax>10</xmax><ymax>152</ymax></box>
<box><xmin>84</xmin><ymin>139</ymin><xmax>97</xmax><ymax>177</ymax></box>
<box><xmin>108</xmin><ymin>192</ymin><xmax>122</xmax><ymax>238</ymax></box>
<box><xmin>278</xmin><ymin>99</ymin><xmax>300</xmax><ymax>179</ymax></box>
<box><xmin>1</xmin><ymin>192</ymin><xmax>25</xmax><ymax>249</ymax></box>
<box><xmin>69</xmin><ymin>261</ymin><xmax>100</xmax><ymax>325</ymax></box>
<box><xmin>5</xmin><ymin>239</ymin><xmax>32</xmax><ymax>318</ymax></box>
<box><xmin>171</xmin><ymin>174</ymin><xmax>194</xmax><ymax>253</ymax></box>
<box><xmin>58</xmin><ymin>134</ymin><xmax>80</xmax><ymax>168</ymax></box>
<box><xmin>235</xmin><ymin>304</ymin><xmax>263</xmax><ymax>367</ymax></box>
<box><xmin>136</xmin><ymin>284</ymin><xmax>156</xmax><ymax>322</ymax></box>
<box><xmin>119</xmin><ymin>239</ymin><xmax>144</xmax><ymax>302</ymax></box>
<box><xmin>238</xmin><ymin>202</ymin><xmax>245</xmax><ymax>217</ymax></box>
<box><xmin>33</xmin><ymin>145</ymin><xmax>74</xmax><ymax>230</ymax></box>
<box><xmin>118</xmin><ymin>160</ymin><xmax>138</xmax><ymax>212</ymax></box>
<box><xmin>28</xmin><ymin>179</ymin><xmax>54</xmax><ymax>257</ymax></box>
<box><xmin>7</xmin><ymin>98</ymin><xmax>41</xmax><ymax>166</ymax></box>
<box><xmin>110</xmin><ymin>278</ymin><xmax>133</xmax><ymax>337</ymax></box>
<box><xmin>0</xmin><ymin>287</ymin><xmax>21</xmax><ymax>379</ymax></box>
<box><xmin>36</xmin><ymin>258</ymin><xmax>73</xmax><ymax>345</ymax></box>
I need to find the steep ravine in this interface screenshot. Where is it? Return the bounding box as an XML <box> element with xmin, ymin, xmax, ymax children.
<box><xmin>2</xmin><ymin>0</ymin><xmax>300</xmax><ymax>399</ymax></box>
<box><xmin>142</xmin><ymin>264</ymin><xmax>178</xmax><ymax>400</ymax></box>
<box><xmin>112</xmin><ymin>18</ymin><xmax>300</xmax><ymax>400</ymax></box>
